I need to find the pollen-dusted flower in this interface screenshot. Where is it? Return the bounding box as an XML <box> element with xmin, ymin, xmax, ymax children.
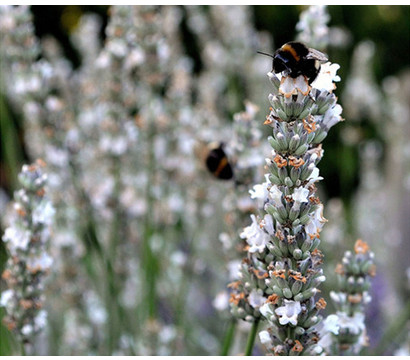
<box><xmin>302</xmin><ymin>116</ymin><xmax>317</xmax><ymax>133</ymax></box>
<box><xmin>292</xmin><ymin>339</ymin><xmax>304</xmax><ymax>353</ymax></box>
<box><xmin>267</xmin><ymin>294</ymin><xmax>280</xmax><ymax>305</ymax></box>
<box><xmin>315</xmin><ymin>297</ymin><xmax>327</xmax><ymax>310</ymax></box>
<box><xmin>289</xmin><ymin>270</ymin><xmax>307</xmax><ymax>283</ymax></box>
<box><xmin>229</xmin><ymin>292</ymin><xmax>245</xmax><ymax>306</ymax></box>
<box><xmin>354</xmin><ymin>239</ymin><xmax>370</xmax><ymax>254</ymax></box>
<box><xmin>273</xmin><ymin>154</ymin><xmax>288</xmax><ymax>168</ymax></box>
<box><xmin>288</xmin><ymin>156</ymin><xmax>305</xmax><ymax>169</ymax></box>
<box><xmin>272</xmin><ymin>269</ymin><xmax>287</xmax><ymax>280</ymax></box>
<box><xmin>279</xmin><ymin>75</ymin><xmax>311</xmax><ymax>97</ymax></box>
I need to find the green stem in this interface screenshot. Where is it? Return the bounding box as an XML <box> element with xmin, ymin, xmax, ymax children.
<box><xmin>220</xmin><ymin>318</ymin><xmax>237</xmax><ymax>356</ymax></box>
<box><xmin>107</xmin><ymin>156</ymin><xmax>122</xmax><ymax>354</ymax></box>
<box><xmin>141</xmin><ymin>120</ymin><xmax>158</xmax><ymax>322</ymax></box>
<box><xmin>0</xmin><ymin>94</ymin><xmax>23</xmax><ymax>191</ymax></box>
<box><xmin>244</xmin><ymin>318</ymin><xmax>260</xmax><ymax>356</ymax></box>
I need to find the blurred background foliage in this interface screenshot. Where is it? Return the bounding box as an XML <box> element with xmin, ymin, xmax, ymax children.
<box><xmin>2</xmin><ymin>5</ymin><xmax>409</xmax><ymax>200</ymax></box>
<box><xmin>0</xmin><ymin>5</ymin><xmax>409</xmax><ymax>356</ymax></box>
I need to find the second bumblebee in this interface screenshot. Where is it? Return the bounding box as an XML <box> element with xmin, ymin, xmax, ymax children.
<box><xmin>205</xmin><ymin>142</ymin><xmax>234</xmax><ymax>180</ymax></box>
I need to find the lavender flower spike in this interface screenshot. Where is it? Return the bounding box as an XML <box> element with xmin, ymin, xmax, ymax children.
<box><xmin>229</xmin><ymin>45</ymin><xmax>343</xmax><ymax>355</ymax></box>
<box><xmin>316</xmin><ymin>239</ymin><xmax>375</xmax><ymax>355</ymax></box>
<box><xmin>1</xmin><ymin>160</ymin><xmax>54</xmax><ymax>352</ymax></box>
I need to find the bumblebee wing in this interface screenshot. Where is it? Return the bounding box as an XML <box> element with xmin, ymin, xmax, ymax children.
<box><xmin>306</xmin><ymin>48</ymin><xmax>328</xmax><ymax>62</ymax></box>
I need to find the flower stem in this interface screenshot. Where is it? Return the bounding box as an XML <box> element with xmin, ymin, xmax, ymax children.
<box><xmin>142</xmin><ymin>121</ymin><xmax>159</xmax><ymax>322</ymax></box>
<box><xmin>220</xmin><ymin>318</ymin><xmax>237</xmax><ymax>356</ymax></box>
<box><xmin>244</xmin><ymin>318</ymin><xmax>260</xmax><ymax>356</ymax></box>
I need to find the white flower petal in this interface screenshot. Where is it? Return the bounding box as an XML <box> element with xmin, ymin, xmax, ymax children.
<box><xmin>292</xmin><ymin>186</ymin><xmax>310</xmax><ymax>203</ymax></box>
<box><xmin>274</xmin><ymin>300</ymin><xmax>302</xmax><ymax>326</ymax></box>
<box><xmin>240</xmin><ymin>215</ymin><xmax>270</xmax><ymax>253</ymax></box>
<box><xmin>269</xmin><ymin>185</ymin><xmax>283</xmax><ymax>206</ymax></box>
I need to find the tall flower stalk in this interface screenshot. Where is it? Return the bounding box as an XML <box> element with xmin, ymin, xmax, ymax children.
<box><xmin>0</xmin><ymin>160</ymin><xmax>54</xmax><ymax>354</ymax></box>
<box><xmin>229</xmin><ymin>51</ymin><xmax>343</xmax><ymax>355</ymax></box>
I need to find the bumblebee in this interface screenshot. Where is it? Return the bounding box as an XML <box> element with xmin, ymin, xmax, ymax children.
<box><xmin>205</xmin><ymin>142</ymin><xmax>234</xmax><ymax>180</ymax></box>
<box><xmin>258</xmin><ymin>41</ymin><xmax>328</xmax><ymax>84</ymax></box>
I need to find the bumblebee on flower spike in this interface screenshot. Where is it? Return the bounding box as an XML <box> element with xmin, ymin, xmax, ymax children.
<box><xmin>257</xmin><ymin>41</ymin><xmax>328</xmax><ymax>84</ymax></box>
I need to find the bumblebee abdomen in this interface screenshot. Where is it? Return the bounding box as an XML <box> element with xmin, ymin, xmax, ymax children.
<box><xmin>299</xmin><ymin>58</ymin><xmax>321</xmax><ymax>84</ymax></box>
<box><xmin>281</xmin><ymin>42</ymin><xmax>309</xmax><ymax>61</ymax></box>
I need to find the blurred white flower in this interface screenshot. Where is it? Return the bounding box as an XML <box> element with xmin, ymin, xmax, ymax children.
<box><xmin>213</xmin><ymin>291</ymin><xmax>229</xmax><ymax>311</ymax></box>
<box><xmin>248</xmin><ymin>289</ymin><xmax>267</xmax><ymax>308</ymax></box>
<box><xmin>3</xmin><ymin>227</ymin><xmax>31</xmax><ymax>252</ymax></box>
<box><xmin>0</xmin><ymin>289</ymin><xmax>14</xmax><ymax>307</ymax></box>
<box><xmin>227</xmin><ymin>260</ymin><xmax>241</xmax><ymax>280</ymax></box>
<box><xmin>259</xmin><ymin>330</ymin><xmax>272</xmax><ymax>346</ymax></box>
<box><xmin>322</xmin><ymin>314</ymin><xmax>340</xmax><ymax>335</ymax></box>
<box><xmin>32</xmin><ymin>200</ymin><xmax>55</xmax><ymax>226</ymax></box>
<box><xmin>34</xmin><ymin>309</ymin><xmax>48</xmax><ymax>329</ymax></box>
<box><xmin>21</xmin><ymin>324</ymin><xmax>34</xmax><ymax>336</ymax></box>
<box><xmin>26</xmin><ymin>252</ymin><xmax>53</xmax><ymax>271</ymax></box>
<box><xmin>337</xmin><ymin>311</ymin><xmax>365</xmax><ymax>335</ymax></box>
<box><xmin>219</xmin><ymin>232</ymin><xmax>232</xmax><ymax>250</ymax></box>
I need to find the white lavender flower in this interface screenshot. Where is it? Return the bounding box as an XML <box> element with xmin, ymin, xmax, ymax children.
<box><xmin>274</xmin><ymin>300</ymin><xmax>302</xmax><ymax>326</ymax></box>
<box><xmin>240</xmin><ymin>215</ymin><xmax>270</xmax><ymax>254</ymax></box>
